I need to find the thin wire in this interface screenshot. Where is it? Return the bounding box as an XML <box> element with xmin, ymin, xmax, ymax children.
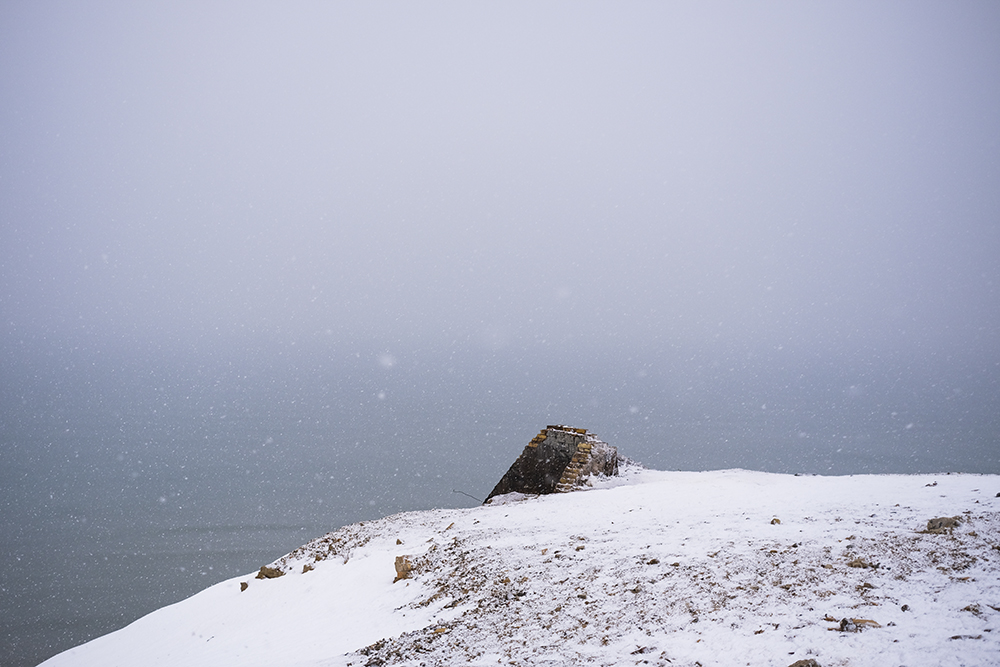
<box><xmin>452</xmin><ymin>489</ymin><xmax>483</xmax><ymax>503</ymax></box>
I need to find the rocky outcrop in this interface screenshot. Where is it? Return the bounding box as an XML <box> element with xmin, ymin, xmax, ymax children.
<box><xmin>484</xmin><ymin>426</ymin><xmax>619</xmax><ymax>503</ymax></box>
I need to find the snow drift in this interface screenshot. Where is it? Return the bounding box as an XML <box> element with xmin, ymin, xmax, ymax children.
<box><xmin>41</xmin><ymin>468</ymin><xmax>1000</xmax><ymax>667</ymax></box>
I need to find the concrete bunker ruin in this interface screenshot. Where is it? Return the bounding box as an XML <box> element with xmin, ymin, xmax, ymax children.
<box><xmin>484</xmin><ymin>425</ymin><xmax>620</xmax><ymax>503</ymax></box>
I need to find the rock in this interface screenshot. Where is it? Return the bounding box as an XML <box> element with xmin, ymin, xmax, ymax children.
<box><xmin>835</xmin><ymin>617</ymin><xmax>880</xmax><ymax>632</ymax></box>
<box><xmin>394</xmin><ymin>555</ymin><xmax>413</xmax><ymax>582</ymax></box>
<box><xmin>838</xmin><ymin>618</ymin><xmax>858</xmax><ymax>632</ymax></box>
<box><xmin>922</xmin><ymin>516</ymin><xmax>961</xmax><ymax>534</ymax></box>
<box><xmin>484</xmin><ymin>425</ymin><xmax>620</xmax><ymax>503</ymax></box>
<box><xmin>239</xmin><ymin>581</ymin><xmax>248</xmax><ymax>592</ymax></box>
<box><xmin>255</xmin><ymin>565</ymin><xmax>285</xmax><ymax>579</ymax></box>
<box><xmin>788</xmin><ymin>660</ymin><xmax>821</xmax><ymax>667</ymax></box>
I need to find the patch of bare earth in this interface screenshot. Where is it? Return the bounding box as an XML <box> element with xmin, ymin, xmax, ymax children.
<box><xmin>348</xmin><ymin>509</ymin><xmax>999</xmax><ymax>666</ymax></box>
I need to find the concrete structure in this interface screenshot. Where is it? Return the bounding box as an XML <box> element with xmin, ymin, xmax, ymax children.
<box><xmin>484</xmin><ymin>425</ymin><xmax>619</xmax><ymax>503</ymax></box>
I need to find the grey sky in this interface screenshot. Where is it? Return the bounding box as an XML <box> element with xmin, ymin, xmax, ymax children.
<box><xmin>2</xmin><ymin>1</ymin><xmax>998</xmax><ymax>362</ymax></box>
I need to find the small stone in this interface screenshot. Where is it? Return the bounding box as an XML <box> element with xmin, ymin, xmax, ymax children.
<box><xmin>396</xmin><ymin>538</ymin><xmax>403</xmax><ymax>545</ymax></box>
<box><xmin>788</xmin><ymin>660</ymin><xmax>821</xmax><ymax>667</ymax></box>
<box><xmin>240</xmin><ymin>581</ymin><xmax>248</xmax><ymax>592</ymax></box>
<box><xmin>255</xmin><ymin>566</ymin><xmax>284</xmax><ymax>579</ymax></box>
<box><xmin>838</xmin><ymin>618</ymin><xmax>858</xmax><ymax>633</ymax></box>
<box><xmin>393</xmin><ymin>555</ymin><xmax>413</xmax><ymax>582</ymax></box>
<box><xmin>901</xmin><ymin>604</ymin><xmax>909</xmax><ymax>611</ymax></box>
<box><xmin>771</xmin><ymin>518</ymin><xmax>781</xmax><ymax>525</ymax></box>
<box><xmin>837</xmin><ymin>617</ymin><xmax>880</xmax><ymax>632</ymax></box>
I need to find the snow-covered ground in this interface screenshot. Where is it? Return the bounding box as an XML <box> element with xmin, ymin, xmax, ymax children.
<box><xmin>41</xmin><ymin>468</ymin><xmax>999</xmax><ymax>667</ymax></box>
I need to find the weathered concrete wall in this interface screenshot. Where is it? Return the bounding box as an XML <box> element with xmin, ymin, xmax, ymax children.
<box><xmin>484</xmin><ymin>426</ymin><xmax>619</xmax><ymax>503</ymax></box>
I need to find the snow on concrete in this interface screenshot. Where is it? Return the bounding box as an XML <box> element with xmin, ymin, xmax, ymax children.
<box><xmin>41</xmin><ymin>468</ymin><xmax>1000</xmax><ymax>667</ymax></box>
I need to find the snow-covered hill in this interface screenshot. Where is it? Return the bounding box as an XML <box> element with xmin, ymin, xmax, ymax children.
<box><xmin>41</xmin><ymin>468</ymin><xmax>1000</xmax><ymax>667</ymax></box>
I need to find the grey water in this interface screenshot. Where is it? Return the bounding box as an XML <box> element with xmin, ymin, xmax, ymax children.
<box><xmin>2</xmin><ymin>341</ymin><xmax>998</xmax><ymax>667</ymax></box>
